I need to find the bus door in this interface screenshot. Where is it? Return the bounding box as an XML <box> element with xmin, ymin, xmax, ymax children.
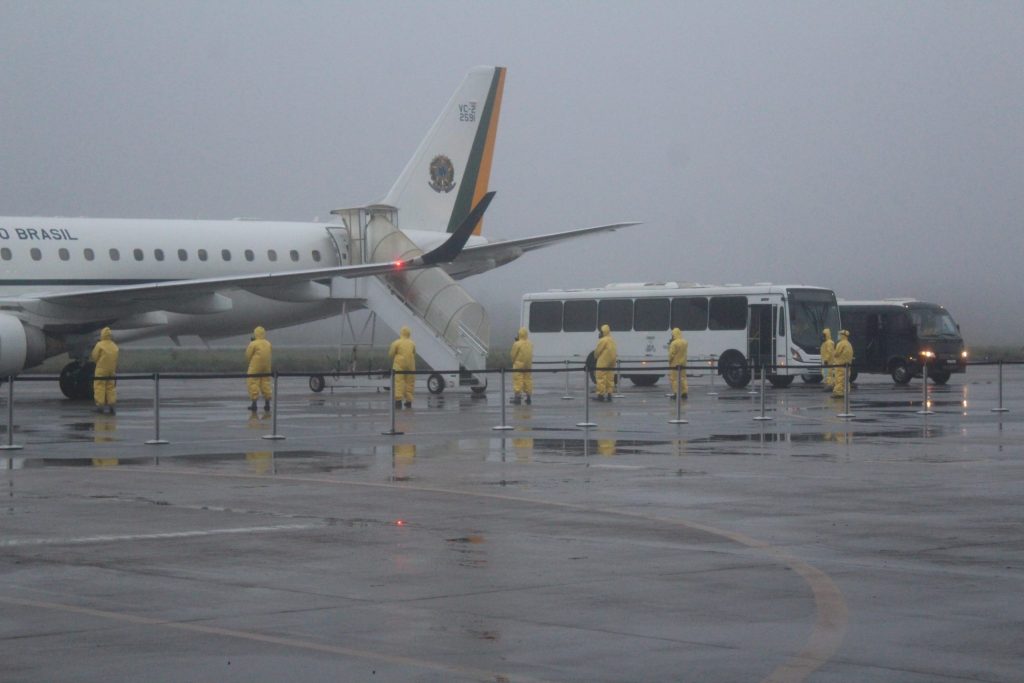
<box><xmin>748</xmin><ymin>304</ymin><xmax>774</xmax><ymax>373</ymax></box>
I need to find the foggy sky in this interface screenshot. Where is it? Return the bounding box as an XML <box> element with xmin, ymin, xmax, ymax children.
<box><xmin>1</xmin><ymin>1</ymin><xmax>1021</xmax><ymax>347</ymax></box>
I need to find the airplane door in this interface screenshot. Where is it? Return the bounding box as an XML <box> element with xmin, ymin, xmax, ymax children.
<box><xmin>324</xmin><ymin>227</ymin><xmax>350</xmax><ymax>265</ymax></box>
<box><xmin>748</xmin><ymin>304</ymin><xmax>774</xmax><ymax>370</ymax></box>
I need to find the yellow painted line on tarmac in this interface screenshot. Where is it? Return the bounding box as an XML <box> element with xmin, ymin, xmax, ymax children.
<box><xmin>82</xmin><ymin>466</ymin><xmax>848</xmax><ymax>682</ymax></box>
<box><xmin>0</xmin><ymin>594</ymin><xmax>551</xmax><ymax>683</ymax></box>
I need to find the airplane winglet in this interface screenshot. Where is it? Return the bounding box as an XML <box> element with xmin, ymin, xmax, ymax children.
<box><xmin>420</xmin><ymin>191</ymin><xmax>496</xmax><ymax>266</ymax></box>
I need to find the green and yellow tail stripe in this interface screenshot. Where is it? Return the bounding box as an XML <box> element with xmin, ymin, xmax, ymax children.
<box><xmin>446</xmin><ymin>67</ymin><xmax>506</xmax><ymax>234</ymax></box>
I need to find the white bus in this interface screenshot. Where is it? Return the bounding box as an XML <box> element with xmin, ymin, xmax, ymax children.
<box><xmin>521</xmin><ymin>282</ymin><xmax>841</xmax><ymax>388</ymax></box>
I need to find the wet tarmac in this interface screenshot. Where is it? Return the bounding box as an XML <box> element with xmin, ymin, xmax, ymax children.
<box><xmin>1</xmin><ymin>366</ymin><xmax>1022</xmax><ymax>682</ymax></box>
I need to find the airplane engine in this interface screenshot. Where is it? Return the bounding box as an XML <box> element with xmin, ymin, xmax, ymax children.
<box><xmin>0</xmin><ymin>314</ymin><xmax>47</xmax><ymax>377</ymax></box>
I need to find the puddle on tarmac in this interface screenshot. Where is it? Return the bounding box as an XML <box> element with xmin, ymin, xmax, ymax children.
<box><xmin>528</xmin><ymin>438</ymin><xmax>671</xmax><ymax>457</ymax></box>
<box><xmin>688</xmin><ymin>425</ymin><xmax>943</xmax><ymax>444</ymax></box>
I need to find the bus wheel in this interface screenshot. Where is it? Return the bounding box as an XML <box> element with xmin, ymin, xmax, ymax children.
<box><xmin>308</xmin><ymin>375</ymin><xmax>325</xmax><ymax>393</ymax></box>
<box><xmin>891</xmin><ymin>360</ymin><xmax>913</xmax><ymax>384</ymax></box>
<box><xmin>628</xmin><ymin>375</ymin><xmax>661</xmax><ymax>387</ymax></box>
<box><xmin>800</xmin><ymin>373</ymin><xmax>823</xmax><ymax>384</ymax></box>
<box><xmin>929</xmin><ymin>369</ymin><xmax>951</xmax><ymax>385</ymax></box>
<box><xmin>768</xmin><ymin>375</ymin><xmax>794</xmax><ymax>388</ymax></box>
<box><xmin>721</xmin><ymin>355</ymin><xmax>751</xmax><ymax>388</ymax></box>
<box><xmin>427</xmin><ymin>373</ymin><xmax>446</xmax><ymax>395</ymax></box>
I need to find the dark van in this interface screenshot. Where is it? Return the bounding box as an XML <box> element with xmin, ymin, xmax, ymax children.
<box><xmin>838</xmin><ymin>300</ymin><xmax>967</xmax><ymax>384</ymax></box>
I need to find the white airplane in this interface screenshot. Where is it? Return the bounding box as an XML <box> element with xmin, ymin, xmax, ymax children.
<box><xmin>0</xmin><ymin>66</ymin><xmax>638</xmax><ymax>398</ymax></box>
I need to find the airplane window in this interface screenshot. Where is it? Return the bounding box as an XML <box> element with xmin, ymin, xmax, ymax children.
<box><xmin>154</xmin><ymin>249</ymin><xmax>165</xmax><ymax>261</ymax></box>
<box><xmin>312</xmin><ymin>250</ymin><xmax>322</xmax><ymax>262</ymax></box>
<box><xmin>59</xmin><ymin>248</ymin><xmax>70</xmax><ymax>261</ymax></box>
<box><xmin>109</xmin><ymin>248</ymin><xmax>120</xmax><ymax>261</ymax></box>
<box><xmin>84</xmin><ymin>248</ymin><xmax>95</xmax><ymax>261</ymax></box>
<box><xmin>198</xmin><ymin>249</ymin><xmax>208</xmax><ymax>262</ymax></box>
<box><xmin>178</xmin><ymin>249</ymin><xmax>188</xmax><ymax>261</ymax></box>
<box><xmin>244</xmin><ymin>249</ymin><xmax>255</xmax><ymax>262</ymax></box>
<box><xmin>31</xmin><ymin>248</ymin><xmax>42</xmax><ymax>261</ymax></box>
<box><xmin>289</xmin><ymin>250</ymin><xmax>299</xmax><ymax>262</ymax></box>
<box><xmin>267</xmin><ymin>249</ymin><xmax>277</xmax><ymax>262</ymax></box>
<box><xmin>221</xmin><ymin>249</ymin><xmax>232</xmax><ymax>261</ymax></box>
<box><xmin>0</xmin><ymin>248</ymin><xmax>11</xmax><ymax>260</ymax></box>
<box><xmin>134</xmin><ymin>248</ymin><xmax>144</xmax><ymax>261</ymax></box>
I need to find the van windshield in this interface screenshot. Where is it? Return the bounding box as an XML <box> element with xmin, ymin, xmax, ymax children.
<box><xmin>788</xmin><ymin>289</ymin><xmax>841</xmax><ymax>354</ymax></box>
<box><xmin>908</xmin><ymin>308</ymin><xmax>960</xmax><ymax>338</ymax></box>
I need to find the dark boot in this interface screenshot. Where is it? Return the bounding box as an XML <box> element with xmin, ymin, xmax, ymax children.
<box><xmin>510</xmin><ymin>395</ymin><xmax>521</xmax><ymax>405</ymax></box>
<box><xmin>107</xmin><ymin>406</ymin><xmax>116</xmax><ymax>415</ymax></box>
<box><xmin>394</xmin><ymin>400</ymin><xmax>402</xmax><ymax>408</ymax></box>
<box><xmin>249</xmin><ymin>400</ymin><xmax>258</xmax><ymax>412</ymax></box>
<box><xmin>264</xmin><ymin>400</ymin><xmax>271</xmax><ymax>412</ymax></box>
<box><xmin>403</xmin><ymin>401</ymin><xmax>412</xmax><ymax>408</ymax></box>
<box><xmin>525</xmin><ymin>395</ymin><xmax>532</xmax><ymax>405</ymax></box>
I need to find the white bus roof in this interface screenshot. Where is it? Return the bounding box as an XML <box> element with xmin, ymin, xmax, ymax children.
<box><xmin>523</xmin><ymin>282</ymin><xmax>834</xmax><ymax>300</ymax></box>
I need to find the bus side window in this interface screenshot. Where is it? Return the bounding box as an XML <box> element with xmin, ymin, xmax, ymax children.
<box><xmin>671</xmin><ymin>297</ymin><xmax>708</xmax><ymax>331</ymax></box>
<box><xmin>528</xmin><ymin>301</ymin><xmax>563</xmax><ymax>333</ymax></box>
<box><xmin>634</xmin><ymin>298</ymin><xmax>669</xmax><ymax>331</ymax></box>
<box><xmin>564</xmin><ymin>299</ymin><xmax>597</xmax><ymax>332</ymax></box>
<box><xmin>598</xmin><ymin>299</ymin><xmax>633</xmax><ymax>332</ymax></box>
<box><xmin>709</xmin><ymin>296</ymin><xmax>746</xmax><ymax>330</ymax></box>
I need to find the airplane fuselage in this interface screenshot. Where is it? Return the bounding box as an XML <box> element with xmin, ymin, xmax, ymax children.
<box><xmin>0</xmin><ymin>215</ymin><xmax>484</xmax><ymax>348</ymax></box>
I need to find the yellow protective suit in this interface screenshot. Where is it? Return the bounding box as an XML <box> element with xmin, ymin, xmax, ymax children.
<box><xmin>594</xmin><ymin>324</ymin><xmax>617</xmax><ymax>399</ymax></box>
<box><xmin>832</xmin><ymin>330</ymin><xmax>854</xmax><ymax>397</ymax></box>
<box><xmin>90</xmin><ymin>327</ymin><xmax>119</xmax><ymax>410</ymax></box>
<box><xmin>820</xmin><ymin>329</ymin><xmax>836</xmax><ymax>387</ymax></box>
<box><xmin>668</xmin><ymin>327</ymin><xmax>688</xmax><ymax>398</ymax></box>
<box><xmin>389</xmin><ymin>326</ymin><xmax>416</xmax><ymax>405</ymax></box>
<box><xmin>245</xmin><ymin>326</ymin><xmax>273</xmax><ymax>406</ymax></box>
<box><xmin>510</xmin><ymin>327</ymin><xmax>534</xmax><ymax>403</ymax></box>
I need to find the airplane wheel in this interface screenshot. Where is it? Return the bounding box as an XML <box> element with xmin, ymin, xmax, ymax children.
<box><xmin>427</xmin><ymin>373</ymin><xmax>445</xmax><ymax>395</ymax></box>
<box><xmin>309</xmin><ymin>375</ymin><xmax>325</xmax><ymax>393</ymax></box>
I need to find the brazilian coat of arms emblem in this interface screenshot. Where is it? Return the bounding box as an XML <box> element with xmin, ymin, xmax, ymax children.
<box><xmin>428</xmin><ymin>155</ymin><xmax>456</xmax><ymax>193</ymax></box>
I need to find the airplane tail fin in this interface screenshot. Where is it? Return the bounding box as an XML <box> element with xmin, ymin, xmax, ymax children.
<box><xmin>382</xmin><ymin>66</ymin><xmax>505</xmax><ymax>236</ymax></box>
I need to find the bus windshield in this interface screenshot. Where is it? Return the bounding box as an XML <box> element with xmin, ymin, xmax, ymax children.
<box><xmin>788</xmin><ymin>289</ymin><xmax>840</xmax><ymax>353</ymax></box>
<box><xmin>908</xmin><ymin>308</ymin><xmax>960</xmax><ymax>338</ymax></box>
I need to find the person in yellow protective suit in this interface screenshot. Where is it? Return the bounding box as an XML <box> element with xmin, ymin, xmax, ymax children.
<box><xmin>594</xmin><ymin>324</ymin><xmax>617</xmax><ymax>401</ymax></box>
<box><xmin>389</xmin><ymin>326</ymin><xmax>416</xmax><ymax>408</ymax></box>
<box><xmin>90</xmin><ymin>327</ymin><xmax>120</xmax><ymax>414</ymax></box>
<box><xmin>668</xmin><ymin>327</ymin><xmax>688</xmax><ymax>399</ymax></box>
<box><xmin>820</xmin><ymin>328</ymin><xmax>836</xmax><ymax>388</ymax></box>
<box><xmin>510</xmin><ymin>327</ymin><xmax>534</xmax><ymax>405</ymax></box>
<box><xmin>832</xmin><ymin>329</ymin><xmax>854</xmax><ymax>397</ymax></box>
<box><xmin>245</xmin><ymin>326</ymin><xmax>273</xmax><ymax>412</ymax></box>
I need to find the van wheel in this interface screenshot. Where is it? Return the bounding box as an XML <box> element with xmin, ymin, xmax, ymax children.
<box><xmin>308</xmin><ymin>375</ymin><xmax>325</xmax><ymax>393</ymax></box>
<box><xmin>628</xmin><ymin>375</ymin><xmax>661</xmax><ymax>387</ymax></box>
<box><xmin>849</xmin><ymin>369</ymin><xmax>859</xmax><ymax>383</ymax></box>
<box><xmin>585</xmin><ymin>351</ymin><xmax>597</xmax><ymax>384</ymax></box>
<box><xmin>891</xmin><ymin>360</ymin><xmax>913</xmax><ymax>384</ymax></box>
<box><xmin>801</xmin><ymin>373</ymin><xmax>823</xmax><ymax>384</ymax></box>
<box><xmin>929</xmin><ymin>369</ymin><xmax>951</xmax><ymax>385</ymax></box>
<box><xmin>427</xmin><ymin>373</ymin><xmax>445</xmax><ymax>395</ymax></box>
<box><xmin>768</xmin><ymin>375</ymin><xmax>794</xmax><ymax>388</ymax></box>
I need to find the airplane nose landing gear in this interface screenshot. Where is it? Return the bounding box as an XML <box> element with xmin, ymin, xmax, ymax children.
<box><xmin>59</xmin><ymin>360</ymin><xmax>95</xmax><ymax>400</ymax></box>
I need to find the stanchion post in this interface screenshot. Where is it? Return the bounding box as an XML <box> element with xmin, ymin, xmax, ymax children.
<box><xmin>668</xmin><ymin>365</ymin><xmax>688</xmax><ymax>424</ymax></box>
<box><xmin>917</xmin><ymin>360</ymin><xmax>934</xmax><ymax>415</ymax></box>
<box><xmin>577</xmin><ymin>366</ymin><xmax>596</xmax><ymax>428</ymax></box>
<box><xmin>992</xmin><ymin>360</ymin><xmax>1010</xmax><ymax>413</ymax></box>
<box><xmin>707</xmin><ymin>356</ymin><xmax>718</xmax><ymax>396</ymax></box>
<box><xmin>0</xmin><ymin>376</ymin><xmax>23</xmax><ymax>450</ymax></box>
<box><xmin>493</xmin><ymin>368</ymin><xmax>513</xmax><ymax>431</ymax></box>
<box><xmin>754</xmin><ymin>365</ymin><xmax>773</xmax><ymax>421</ymax></box>
<box><xmin>837</xmin><ymin>364</ymin><xmax>856</xmax><ymax>419</ymax></box>
<box><xmin>262</xmin><ymin>371</ymin><xmax>285</xmax><ymax>440</ymax></box>
<box><xmin>561</xmin><ymin>360</ymin><xmax>574</xmax><ymax>400</ymax></box>
<box><xmin>145</xmin><ymin>372</ymin><xmax>169</xmax><ymax>445</ymax></box>
<box><xmin>382</xmin><ymin>370</ymin><xmax>403</xmax><ymax>435</ymax></box>
<box><xmin>612</xmin><ymin>360</ymin><xmax>624</xmax><ymax>398</ymax></box>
